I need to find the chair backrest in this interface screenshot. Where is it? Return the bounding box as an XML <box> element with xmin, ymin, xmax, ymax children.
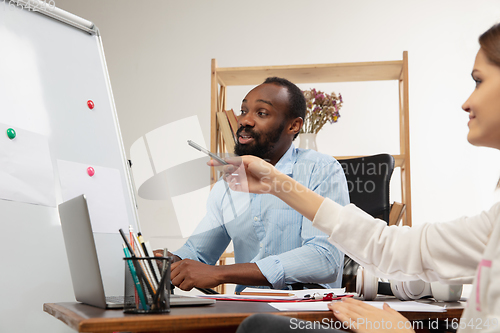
<box><xmin>339</xmin><ymin>154</ymin><xmax>395</xmax><ymax>223</ymax></box>
<box><xmin>294</xmin><ymin>154</ymin><xmax>396</xmax><ymax>291</ymax></box>
<box><xmin>339</xmin><ymin>154</ymin><xmax>395</xmax><ymax>291</ymax></box>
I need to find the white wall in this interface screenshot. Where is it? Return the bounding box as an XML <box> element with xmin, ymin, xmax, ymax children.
<box><xmin>55</xmin><ymin>0</ymin><xmax>500</xmax><ymax>252</ymax></box>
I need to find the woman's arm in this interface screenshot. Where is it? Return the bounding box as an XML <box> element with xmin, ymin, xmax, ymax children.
<box><xmin>218</xmin><ymin>155</ymin><xmax>492</xmax><ymax>283</ymax></box>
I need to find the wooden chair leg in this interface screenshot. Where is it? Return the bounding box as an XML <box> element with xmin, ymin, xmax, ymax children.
<box><xmin>215</xmin><ymin>257</ymin><xmax>226</xmax><ymax>294</ymax></box>
<box><xmin>215</xmin><ymin>252</ymin><xmax>234</xmax><ymax>294</ymax></box>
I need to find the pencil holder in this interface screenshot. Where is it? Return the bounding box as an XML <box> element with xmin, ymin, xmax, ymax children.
<box><xmin>123</xmin><ymin>256</ymin><xmax>171</xmax><ymax>314</ymax></box>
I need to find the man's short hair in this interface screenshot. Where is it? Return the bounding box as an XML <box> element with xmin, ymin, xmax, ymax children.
<box><xmin>263</xmin><ymin>77</ymin><xmax>306</xmax><ymax>121</ymax></box>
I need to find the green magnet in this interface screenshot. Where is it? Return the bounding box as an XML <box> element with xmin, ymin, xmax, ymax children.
<box><xmin>6</xmin><ymin>128</ymin><xmax>16</xmax><ymax>140</ymax></box>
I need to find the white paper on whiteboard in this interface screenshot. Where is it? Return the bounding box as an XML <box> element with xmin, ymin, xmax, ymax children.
<box><xmin>57</xmin><ymin>160</ymin><xmax>130</xmax><ymax>233</ymax></box>
<box><xmin>0</xmin><ymin>125</ymin><xmax>55</xmax><ymax>207</ymax></box>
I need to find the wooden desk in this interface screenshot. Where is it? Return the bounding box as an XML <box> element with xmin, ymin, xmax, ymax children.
<box><xmin>44</xmin><ymin>298</ymin><xmax>465</xmax><ymax>333</ymax></box>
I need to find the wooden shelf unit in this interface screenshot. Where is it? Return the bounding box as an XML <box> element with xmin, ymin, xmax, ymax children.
<box><xmin>210</xmin><ymin>52</ymin><xmax>412</xmax><ymax>226</ymax></box>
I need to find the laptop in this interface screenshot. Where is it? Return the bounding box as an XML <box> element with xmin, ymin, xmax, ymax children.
<box><xmin>58</xmin><ymin>194</ymin><xmax>215</xmax><ymax>308</ymax></box>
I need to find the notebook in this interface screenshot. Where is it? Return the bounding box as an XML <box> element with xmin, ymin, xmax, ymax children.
<box><xmin>58</xmin><ymin>194</ymin><xmax>215</xmax><ymax>308</ymax></box>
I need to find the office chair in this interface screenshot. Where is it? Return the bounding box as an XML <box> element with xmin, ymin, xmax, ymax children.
<box><xmin>291</xmin><ymin>154</ymin><xmax>395</xmax><ymax>291</ymax></box>
<box><xmin>340</xmin><ymin>154</ymin><xmax>395</xmax><ymax>222</ymax></box>
<box><xmin>339</xmin><ymin>154</ymin><xmax>395</xmax><ymax>291</ymax></box>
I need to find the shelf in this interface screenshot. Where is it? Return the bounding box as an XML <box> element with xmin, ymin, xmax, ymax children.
<box><xmin>211</xmin><ymin>53</ymin><xmax>411</xmax><ymax>226</ymax></box>
<box><xmin>216</xmin><ymin>61</ymin><xmax>404</xmax><ymax>86</ymax></box>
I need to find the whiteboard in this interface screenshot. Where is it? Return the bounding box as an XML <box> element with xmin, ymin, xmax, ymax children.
<box><xmin>0</xmin><ymin>3</ymin><xmax>139</xmax><ymax>332</ymax></box>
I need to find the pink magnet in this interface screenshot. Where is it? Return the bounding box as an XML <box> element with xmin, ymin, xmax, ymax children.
<box><xmin>87</xmin><ymin>167</ymin><xmax>95</xmax><ymax>177</ymax></box>
<box><xmin>87</xmin><ymin>100</ymin><xmax>95</xmax><ymax>109</ymax></box>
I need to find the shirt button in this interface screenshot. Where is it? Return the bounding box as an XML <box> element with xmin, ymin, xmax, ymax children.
<box><xmin>260</xmin><ymin>243</ymin><xmax>263</xmax><ymax>248</ymax></box>
<box><xmin>254</xmin><ymin>216</ymin><xmax>258</xmax><ymax>221</ymax></box>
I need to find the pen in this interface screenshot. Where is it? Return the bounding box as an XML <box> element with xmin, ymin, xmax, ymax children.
<box><xmin>195</xmin><ymin>287</ymin><xmax>219</xmax><ymax>295</ymax></box>
<box><xmin>162</xmin><ymin>248</ymin><xmax>168</xmax><ymax>276</ymax></box>
<box><xmin>123</xmin><ymin>245</ymin><xmax>149</xmax><ymax>310</ymax></box>
<box><xmin>152</xmin><ymin>256</ymin><xmax>170</xmax><ymax>310</ymax></box>
<box><xmin>303</xmin><ymin>293</ymin><xmax>337</xmax><ymax>300</ymax></box>
<box><xmin>129</xmin><ymin>225</ymin><xmax>135</xmax><ymax>252</ymax></box>
<box><xmin>138</xmin><ymin>232</ymin><xmax>161</xmax><ymax>284</ymax></box>
<box><xmin>187</xmin><ymin>140</ymin><xmax>237</xmax><ymax>218</ymax></box>
<box><xmin>188</xmin><ymin>140</ymin><xmax>227</xmax><ymax>165</ymax></box>
<box><xmin>132</xmin><ymin>233</ymin><xmax>158</xmax><ymax>290</ymax></box>
<box><xmin>163</xmin><ymin>248</ymin><xmax>176</xmax><ymax>295</ymax></box>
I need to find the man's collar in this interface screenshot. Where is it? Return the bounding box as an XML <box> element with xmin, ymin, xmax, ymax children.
<box><xmin>273</xmin><ymin>144</ymin><xmax>296</xmax><ymax>175</ymax></box>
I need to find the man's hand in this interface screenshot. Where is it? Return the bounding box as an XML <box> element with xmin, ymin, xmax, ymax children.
<box><xmin>328</xmin><ymin>298</ymin><xmax>415</xmax><ymax>333</ymax></box>
<box><xmin>153</xmin><ymin>250</ymin><xmax>181</xmax><ymax>271</ymax></box>
<box><xmin>171</xmin><ymin>259</ymin><xmax>222</xmax><ymax>291</ymax></box>
<box><xmin>170</xmin><ymin>260</ymin><xmax>270</xmax><ymax>291</ymax></box>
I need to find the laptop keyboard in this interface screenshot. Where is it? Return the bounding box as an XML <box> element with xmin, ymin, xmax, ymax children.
<box><xmin>106</xmin><ymin>296</ymin><xmax>127</xmax><ymax>304</ymax></box>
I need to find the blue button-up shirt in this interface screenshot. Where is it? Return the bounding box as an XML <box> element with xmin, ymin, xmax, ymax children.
<box><xmin>173</xmin><ymin>144</ymin><xmax>349</xmax><ymax>292</ymax></box>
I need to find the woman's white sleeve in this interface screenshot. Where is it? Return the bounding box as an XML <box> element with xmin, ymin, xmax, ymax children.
<box><xmin>312</xmin><ymin>199</ymin><xmax>497</xmax><ymax>283</ymax></box>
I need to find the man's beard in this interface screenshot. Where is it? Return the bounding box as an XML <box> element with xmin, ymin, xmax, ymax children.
<box><xmin>234</xmin><ymin>121</ymin><xmax>286</xmax><ymax>159</ymax></box>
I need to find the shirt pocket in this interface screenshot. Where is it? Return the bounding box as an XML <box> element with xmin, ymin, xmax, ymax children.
<box><xmin>264</xmin><ymin>208</ymin><xmax>302</xmax><ymax>255</ymax></box>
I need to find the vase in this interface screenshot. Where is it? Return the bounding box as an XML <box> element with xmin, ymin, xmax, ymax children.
<box><xmin>298</xmin><ymin>133</ymin><xmax>318</xmax><ymax>151</ymax></box>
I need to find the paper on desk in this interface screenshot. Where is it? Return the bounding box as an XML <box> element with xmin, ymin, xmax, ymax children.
<box><xmin>0</xmin><ymin>125</ymin><xmax>55</xmax><ymax>207</ymax></box>
<box><xmin>269</xmin><ymin>301</ymin><xmax>333</xmax><ymax>311</ymax></box>
<box><xmin>58</xmin><ymin>160</ymin><xmax>130</xmax><ymax>233</ymax></box>
<box><xmin>241</xmin><ymin>288</ymin><xmax>346</xmax><ymax>298</ymax></box>
<box><xmin>269</xmin><ymin>301</ymin><xmax>447</xmax><ymax>312</ymax></box>
<box><xmin>365</xmin><ymin>301</ymin><xmax>447</xmax><ymax>312</ymax></box>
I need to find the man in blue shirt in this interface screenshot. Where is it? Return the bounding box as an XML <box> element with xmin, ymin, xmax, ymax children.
<box><xmin>169</xmin><ymin>77</ymin><xmax>349</xmax><ymax>292</ymax></box>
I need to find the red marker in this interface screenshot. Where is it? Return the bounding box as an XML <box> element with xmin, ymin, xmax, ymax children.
<box><xmin>87</xmin><ymin>167</ymin><xmax>95</xmax><ymax>177</ymax></box>
<box><xmin>87</xmin><ymin>100</ymin><xmax>95</xmax><ymax>109</ymax></box>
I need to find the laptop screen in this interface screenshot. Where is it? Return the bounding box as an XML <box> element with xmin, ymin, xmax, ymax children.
<box><xmin>59</xmin><ymin>194</ymin><xmax>124</xmax><ymax>307</ymax></box>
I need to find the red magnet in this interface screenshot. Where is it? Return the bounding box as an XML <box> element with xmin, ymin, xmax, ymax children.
<box><xmin>87</xmin><ymin>100</ymin><xmax>95</xmax><ymax>109</ymax></box>
<box><xmin>87</xmin><ymin>167</ymin><xmax>95</xmax><ymax>177</ymax></box>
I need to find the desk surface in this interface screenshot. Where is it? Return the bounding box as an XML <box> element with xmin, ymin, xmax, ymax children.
<box><xmin>44</xmin><ymin>298</ymin><xmax>465</xmax><ymax>333</ymax></box>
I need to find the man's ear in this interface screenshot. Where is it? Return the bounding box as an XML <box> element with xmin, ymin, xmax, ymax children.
<box><xmin>288</xmin><ymin>117</ymin><xmax>303</xmax><ymax>137</ymax></box>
